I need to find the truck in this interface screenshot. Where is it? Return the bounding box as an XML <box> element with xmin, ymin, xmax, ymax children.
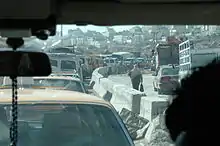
<box><xmin>179</xmin><ymin>40</ymin><xmax>220</xmax><ymax>82</ymax></box>
<box><xmin>151</xmin><ymin>36</ymin><xmax>182</xmax><ymax>72</ymax></box>
<box><xmin>153</xmin><ymin>42</ymin><xmax>179</xmax><ymax>72</ymax></box>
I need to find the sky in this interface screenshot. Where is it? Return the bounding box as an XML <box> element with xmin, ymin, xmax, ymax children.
<box><xmin>57</xmin><ymin>25</ymin><xmax>138</xmax><ymax>35</ymax></box>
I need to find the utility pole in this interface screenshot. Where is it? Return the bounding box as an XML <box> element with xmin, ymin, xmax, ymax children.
<box><xmin>61</xmin><ymin>25</ymin><xmax>63</xmax><ymax>37</ymax></box>
<box><xmin>61</xmin><ymin>25</ymin><xmax>63</xmax><ymax>46</ymax></box>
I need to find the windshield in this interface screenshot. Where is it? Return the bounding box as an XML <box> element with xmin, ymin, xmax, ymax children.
<box><xmin>61</xmin><ymin>60</ymin><xmax>76</xmax><ymax>70</ymax></box>
<box><xmin>191</xmin><ymin>53</ymin><xmax>217</xmax><ymax>68</ymax></box>
<box><xmin>125</xmin><ymin>58</ymin><xmax>134</xmax><ymax>62</ymax></box>
<box><xmin>162</xmin><ymin>67</ymin><xmax>179</xmax><ymax>75</ymax></box>
<box><xmin>3</xmin><ymin>25</ymin><xmax>220</xmax><ymax>146</ymax></box>
<box><xmin>0</xmin><ymin>104</ymin><xmax>130</xmax><ymax>146</ymax></box>
<box><xmin>33</xmin><ymin>78</ymin><xmax>84</xmax><ymax>93</ymax></box>
<box><xmin>136</xmin><ymin>58</ymin><xmax>144</xmax><ymax>62</ymax></box>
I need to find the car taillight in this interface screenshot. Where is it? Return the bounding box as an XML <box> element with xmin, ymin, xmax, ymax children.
<box><xmin>160</xmin><ymin>76</ymin><xmax>171</xmax><ymax>82</ymax></box>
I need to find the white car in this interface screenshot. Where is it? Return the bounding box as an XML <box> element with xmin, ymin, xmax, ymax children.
<box><xmin>51</xmin><ymin>73</ymin><xmax>80</xmax><ymax>79</ymax></box>
<box><xmin>33</xmin><ymin>76</ymin><xmax>87</xmax><ymax>93</ymax></box>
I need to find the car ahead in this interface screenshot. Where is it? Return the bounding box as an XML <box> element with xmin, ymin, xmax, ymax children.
<box><xmin>0</xmin><ymin>89</ymin><xmax>134</xmax><ymax>146</ymax></box>
<box><xmin>50</xmin><ymin>73</ymin><xmax>92</xmax><ymax>90</ymax></box>
<box><xmin>33</xmin><ymin>76</ymin><xmax>87</xmax><ymax>93</ymax></box>
<box><xmin>153</xmin><ymin>65</ymin><xmax>179</xmax><ymax>94</ymax></box>
<box><xmin>51</xmin><ymin>73</ymin><xmax>80</xmax><ymax>79</ymax></box>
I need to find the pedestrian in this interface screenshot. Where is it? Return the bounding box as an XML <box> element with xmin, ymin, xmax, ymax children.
<box><xmin>128</xmin><ymin>64</ymin><xmax>143</xmax><ymax>91</ymax></box>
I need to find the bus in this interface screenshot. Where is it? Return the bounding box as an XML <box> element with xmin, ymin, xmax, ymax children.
<box><xmin>179</xmin><ymin>40</ymin><xmax>220</xmax><ymax>82</ymax></box>
<box><xmin>111</xmin><ymin>52</ymin><xmax>134</xmax><ymax>61</ymax></box>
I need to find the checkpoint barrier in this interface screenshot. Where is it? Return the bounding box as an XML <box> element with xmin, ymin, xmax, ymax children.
<box><xmin>91</xmin><ymin>66</ymin><xmax>169</xmax><ymax>119</ymax></box>
<box><xmin>110</xmin><ymin>84</ymin><xmax>145</xmax><ymax>114</ymax></box>
<box><xmin>90</xmin><ymin>66</ymin><xmax>170</xmax><ymax>140</ymax></box>
<box><xmin>90</xmin><ymin>66</ymin><xmax>145</xmax><ymax>114</ymax></box>
<box><xmin>140</xmin><ymin>97</ymin><xmax>169</xmax><ymax>121</ymax></box>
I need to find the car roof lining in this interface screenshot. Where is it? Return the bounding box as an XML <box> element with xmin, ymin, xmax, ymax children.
<box><xmin>58</xmin><ymin>2</ymin><xmax>220</xmax><ymax>25</ymax></box>
<box><xmin>0</xmin><ymin>1</ymin><xmax>220</xmax><ymax>25</ymax></box>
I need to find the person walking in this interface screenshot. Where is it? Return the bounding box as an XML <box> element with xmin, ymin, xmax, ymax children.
<box><xmin>128</xmin><ymin>64</ymin><xmax>143</xmax><ymax>91</ymax></box>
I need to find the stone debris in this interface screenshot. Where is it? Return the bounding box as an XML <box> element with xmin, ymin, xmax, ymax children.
<box><xmin>144</xmin><ymin>114</ymin><xmax>174</xmax><ymax>146</ymax></box>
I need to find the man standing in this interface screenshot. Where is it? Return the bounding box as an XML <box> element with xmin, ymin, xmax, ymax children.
<box><xmin>128</xmin><ymin>64</ymin><xmax>143</xmax><ymax>90</ymax></box>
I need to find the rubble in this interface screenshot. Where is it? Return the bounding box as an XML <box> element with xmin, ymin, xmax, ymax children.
<box><xmin>143</xmin><ymin>114</ymin><xmax>174</xmax><ymax>146</ymax></box>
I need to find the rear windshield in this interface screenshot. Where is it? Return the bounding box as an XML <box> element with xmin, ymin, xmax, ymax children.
<box><xmin>0</xmin><ymin>104</ymin><xmax>130</xmax><ymax>146</ymax></box>
<box><xmin>162</xmin><ymin>68</ymin><xmax>179</xmax><ymax>75</ymax></box>
<box><xmin>61</xmin><ymin>60</ymin><xmax>76</xmax><ymax>70</ymax></box>
<box><xmin>33</xmin><ymin>79</ymin><xmax>84</xmax><ymax>93</ymax></box>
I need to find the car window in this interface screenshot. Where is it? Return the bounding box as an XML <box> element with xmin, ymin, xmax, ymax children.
<box><xmin>1</xmin><ymin>104</ymin><xmax>131</xmax><ymax>146</ymax></box>
<box><xmin>161</xmin><ymin>68</ymin><xmax>179</xmax><ymax>75</ymax></box>
<box><xmin>50</xmin><ymin>59</ymin><xmax>58</xmax><ymax>67</ymax></box>
<box><xmin>33</xmin><ymin>79</ymin><xmax>84</xmax><ymax>93</ymax></box>
<box><xmin>110</xmin><ymin>59</ymin><xmax>114</xmax><ymax>63</ymax></box>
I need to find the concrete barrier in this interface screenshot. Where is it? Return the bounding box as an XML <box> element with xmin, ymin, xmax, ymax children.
<box><xmin>90</xmin><ymin>68</ymin><xmax>104</xmax><ymax>96</ymax></box>
<box><xmin>91</xmin><ymin>66</ymin><xmax>146</xmax><ymax>114</ymax></box>
<box><xmin>90</xmin><ymin>66</ymin><xmax>172</xmax><ymax>142</ymax></box>
<box><xmin>140</xmin><ymin>97</ymin><xmax>169</xmax><ymax>121</ymax></box>
<box><xmin>91</xmin><ymin>66</ymin><xmax>169</xmax><ymax>121</ymax></box>
<box><xmin>111</xmin><ymin>84</ymin><xmax>145</xmax><ymax>114</ymax></box>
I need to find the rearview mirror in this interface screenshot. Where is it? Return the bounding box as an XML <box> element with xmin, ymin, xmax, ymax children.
<box><xmin>0</xmin><ymin>51</ymin><xmax>51</xmax><ymax>76</ymax></box>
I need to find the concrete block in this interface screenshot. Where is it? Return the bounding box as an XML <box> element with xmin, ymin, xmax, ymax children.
<box><xmin>140</xmin><ymin>97</ymin><xmax>169</xmax><ymax>121</ymax></box>
<box><xmin>111</xmin><ymin>84</ymin><xmax>145</xmax><ymax>114</ymax></box>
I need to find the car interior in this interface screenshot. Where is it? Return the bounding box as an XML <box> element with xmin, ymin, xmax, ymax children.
<box><xmin>0</xmin><ymin>0</ymin><xmax>218</xmax><ymax>146</ymax></box>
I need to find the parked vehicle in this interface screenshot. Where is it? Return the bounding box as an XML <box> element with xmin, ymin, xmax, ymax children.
<box><xmin>153</xmin><ymin>65</ymin><xmax>179</xmax><ymax>94</ymax></box>
<box><xmin>33</xmin><ymin>76</ymin><xmax>87</xmax><ymax>93</ymax></box>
